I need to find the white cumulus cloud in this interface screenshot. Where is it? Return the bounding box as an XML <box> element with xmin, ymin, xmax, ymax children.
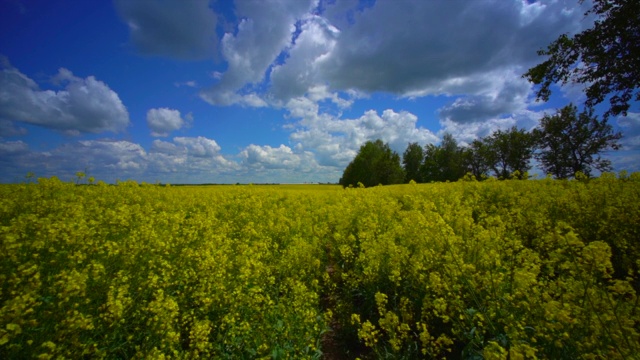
<box><xmin>146</xmin><ymin>108</ymin><xmax>192</xmax><ymax>137</ymax></box>
<box><xmin>0</xmin><ymin>59</ymin><xmax>129</xmax><ymax>134</ymax></box>
<box><xmin>200</xmin><ymin>0</ymin><xmax>316</xmax><ymax>106</ymax></box>
<box><xmin>316</xmin><ymin>0</ymin><xmax>587</xmax><ymax>97</ymax></box>
<box><xmin>242</xmin><ymin>144</ymin><xmax>304</xmax><ymax>169</ymax></box>
<box><xmin>173</xmin><ymin>136</ymin><xmax>222</xmax><ymax>157</ymax></box>
<box><xmin>149</xmin><ymin>136</ymin><xmax>238</xmax><ymax>176</ymax></box>
<box><xmin>618</xmin><ymin>112</ymin><xmax>640</xmax><ymax>150</ymax></box>
<box><xmin>269</xmin><ymin>15</ymin><xmax>340</xmax><ymax>102</ymax></box>
<box><xmin>286</xmin><ymin>97</ymin><xmax>438</xmax><ymax>167</ymax></box>
<box><xmin>0</xmin><ymin>137</ymin><xmax>242</xmax><ymax>183</ymax></box>
<box><xmin>196</xmin><ymin>0</ymin><xmax>594</xmax><ymax>145</ymax></box>
<box><xmin>438</xmin><ymin>71</ymin><xmax>533</xmax><ymax>124</ymax></box>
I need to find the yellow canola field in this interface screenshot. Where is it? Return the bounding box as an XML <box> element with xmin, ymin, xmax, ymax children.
<box><xmin>1</xmin><ymin>175</ymin><xmax>639</xmax><ymax>359</ymax></box>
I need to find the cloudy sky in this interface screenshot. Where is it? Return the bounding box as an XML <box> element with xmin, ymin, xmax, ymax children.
<box><xmin>1</xmin><ymin>0</ymin><xmax>638</xmax><ymax>183</ymax></box>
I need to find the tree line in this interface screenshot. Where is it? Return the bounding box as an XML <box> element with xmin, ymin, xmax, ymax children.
<box><xmin>339</xmin><ymin>103</ymin><xmax>621</xmax><ymax>187</ymax></box>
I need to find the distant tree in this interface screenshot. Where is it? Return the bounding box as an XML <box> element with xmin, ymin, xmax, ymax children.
<box><xmin>461</xmin><ymin>139</ymin><xmax>492</xmax><ymax>180</ymax></box>
<box><xmin>421</xmin><ymin>133</ymin><xmax>465</xmax><ymax>182</ymax></box>
<box><xmin>339</xmin><ymin>140</ymin><xmax>405</xmax><ymax>187</ymax></box>
<box><xmin>486</xmin><ymin>127</ymin><xmax>536</xmax><ymax>179</ymax></box>
<box><xmin>523</xmin><ymin>0</ymin><xmax>640</xmax><ymax>118</ymax></box>
<box><xmin>402</xmin><ymin>142</ymin><xmax>424</xmax><ymax>183</ymax></box>
<box><xmin>534</xmin><ymin>103</ymin><xmax>622</xmax><ymax>178</ymax></box>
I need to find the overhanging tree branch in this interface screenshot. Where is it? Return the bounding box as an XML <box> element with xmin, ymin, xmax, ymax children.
<box><xmin>523</xmin><ymin>0</ymin><xmax>640</xmax><ymax>118</ymax></box>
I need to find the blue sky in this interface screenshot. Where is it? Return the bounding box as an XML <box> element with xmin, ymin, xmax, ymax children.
<box><xmin>1</xmin><ymin>0</ymin><xmax>638</xmax><ymax>183</ymax></box>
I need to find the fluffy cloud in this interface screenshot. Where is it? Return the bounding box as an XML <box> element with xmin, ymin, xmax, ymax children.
<box><xmin>269</xmin><ymin>15</ymin><xmax>340</xmax><ymax>102</ymax></box>
<box><xmin>200</xmin><ymin>0</ymin><xmax>585</xmax><ymax>106</ymax></box>
<box><xmin>317</xmin><ymin>0</ymin><xmax>587</xmax><ymax>97</ymax></box>
<box><xmin>437</xmin><ymin>72</ymin><xmax>533</xmax><ymax>124</ymax></box>
<box><xmin>267</xmin><ymin>1</ymin><xmax>590</xmax><ymax>150</ymax></box>
<box><xmin>286</xmin><ymin>97</ymin><xmax>438</xmax><ymax>167</ymax></box>
<box><xmin>201</xmin><ymin>92</ymin><xmax>268</xmax><ymax>108</ymax></box>
<box><xmin>237</xmin><ymin>143</ymin><xmax>341</xmax><ymax>183</ymax></box>
<box><xmin>618</xmin><ymin>112</ymin><xmax>640</xmax><ymax>150</ymax></box>
<box><xmin>173</xmin><ymin>136</ymin><xmax>221</xmax><ymax>157</ymax></box>
<box><xmin>75</xmin><ymin>140</ymin><xmax>148</xmax><ymax>171</ymax></box>
<box><xmin>0</xmin><ymin>136</ymin><xmax>242</xmax><ymax>183</ymax></box>
<box><xmin>0</xmin><ymin>59</ymin><xmax>129</xmax><ymax>134</ymax></box>
<box><xmin>306</xmin><ymin>1</ymin><xmax>588</xmax><ymax>138</ymax></box>
<box><xmin>0</xmin><ymin>130</ymin><xmax>351</xmax><ymax>183</ymax></box>
<box><xmin>146</xmin><ymin>108</ymin><xmax>192</xmax><ymax>137</ymax></box>
<box><xmin>0</xmin><ymin>139</ymin><xmax>147</xmax><ymax>182</ymax></box>
<box><xmin>0</xmin><ymin>140</ymin><xmax>31</xmax><ymax>181</ymax></box>
<box><xmin>194</xmin><ymin>0</ymin><xmax>604</xmax><ymax>166</ymax></box>
<box><xmin>0</xmin><ymin>140</ymin><xmax>29</xmax><ymax>155</ymax></box>
<box><xmin>242</xmin><ymin>144</ymin><xmax>307</xmax><ymax>170</ymax></box>
<box><xmin>149</xmin><ymin>137</ymin><xmax>238</xmax><ymax>176</ymax></box>
<box><xmin>609</xmin><ymin>152</ymin><xmax>640</xmax><ymax>173</ymax></box>
<box><xmin>199</xmin><ymin>0</ymin><xmax>592</xmax><ymax>127</ymax></box>
<box><xmin>0</xmin><ymin>120</ymin><xmax>27</xmax><ymax>137</ymax></box>
<box><xmin>608</xmin><ymin>112</ymin><xmax>640</xmax><ymax>173</ymax></box>
<box><xmin>115</xmin><ymin>0</ymin><xmax>218</xmax><ymax>60</ymax></box>
<box><xmin>200</xmin><ymin>0</ymin><xmax>316</xmax><ymax>106</ymax></box>
<box><xmin>438</xmin><ymin>104</ymin><xmax>543</xmax><ymax>146</ymax></box>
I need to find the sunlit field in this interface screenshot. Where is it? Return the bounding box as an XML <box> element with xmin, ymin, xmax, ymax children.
<box><xmin>177</xmin><ymin>184</ymin><xmax>344</xmax><ymax>193</ymax></box>
<box><xmin>1</xmin><ymin>175</ymin><xmax>639</xmax><ymax>359</ymax></box>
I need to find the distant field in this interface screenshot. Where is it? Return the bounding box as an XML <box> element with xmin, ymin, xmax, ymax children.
<box><xmin>1</xmin><ymin>175</ymin><xmax>639</xmax><ymax>359</ymax></box>
<box><xmin>188</xmin><ymin>184</ymin><xmax>343</xmax><ymax>192</ymax></box>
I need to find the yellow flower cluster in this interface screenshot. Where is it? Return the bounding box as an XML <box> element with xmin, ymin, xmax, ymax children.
<box><xmin>1</xmin><ymin>174</ymin><xmax>639</xmax><ymax>358</ymax></box>
<box><xmin>329</xmin><ymin>174</ymin><xmax>640</xmax><ymax>359</ymax></box>
<box><xmin>1</xmin><ymin>180</ymin><xmax>328</xmax><ymax>358</ymax></box>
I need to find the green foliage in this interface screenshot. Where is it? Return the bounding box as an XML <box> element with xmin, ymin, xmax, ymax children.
<box><xmin>534</xmin><ymin>103</ymin><xmax>622</xmax><ymax>178</ymax></box>
<box><xmin>523</xmin><ymin>0</ymin><xmax>640</xmax><ymax>118</ymax></box>
<box><xmin>420</xmin><ymin>133</ymin><xmax>465</xmax><ymax>182</ymax></box>
<box><xmin>461</xmin><ymin>140</ymin><xmax>492</xmax><ymax>180</ymax></box>
<box><xmin>402</xmin><ymin>142</ymin><xmax>424</xmax><ymax>183</ymax></box>
<box><xmin>340</xmin><ymin>140</ymin><xmax>405</xmax><ymax>188</ymax></box>
<box><xmin>408</xmin><ymin>128</ymin><xmax>534</xmax><ymax>183</ymax></box>
<box><xmin>485</xmin><ymin>127</ymin><xmax>536</xmax><ymax>179</ymax></box>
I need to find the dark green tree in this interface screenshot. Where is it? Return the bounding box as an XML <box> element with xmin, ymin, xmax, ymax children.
<box><xmin>486</xmin><ymin>127</ymin><xmax>536</xmax><ymax>179</ymax></box>
<box><xmin>420</xmin><ymin>133</ymin><xmax>465</xmax><ymax>182</ymax></box>
<box><xmin>523</xmin><ymin>0</ymin><xmax>640</xmax><ymax>118</ymax></box>
<box><xmin>402</xmin><ymin>142</ymin><xmax>424</xmax><ymax>183</ymax></box>
<box><xmin>339</xmin><ymin>140</ymin><xmax>405</xmax><ymax>187</ymax></box>
<box><xmin>461</xmin><ymin>139</ymin><xmax>492</xmax><ymax>180</ymax></box>
<box><xmin>534</xmin><ymin>103</ymin><xmax>622</xmax><ymax>178</ymax></box>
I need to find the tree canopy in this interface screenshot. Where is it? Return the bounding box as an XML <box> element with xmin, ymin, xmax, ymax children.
<box><xmin>339</xmin><ymin>140</ymin><xmax>404</xmax><ymax>187</ymax></box>
<box><xmin>402</xmin><ymin>142</ymin><xmax>424</xmax><ymax>183</ymax></box>
<box><xmin>344</xmin><ymin>110</ymin><xmax>621</xmax><ymax>185</ymax></box>
<box><xmin>523</xmin><ymin>0</ymin><xmax>640</xmax><ymax>118</ymax></box>
<box><xmin>485</xmin><ymin>127</ymin><xmax>536</xmax><ymax>179</ymax></box>
<box><xmin>420</xmin><ymin>133</ymin><xmax>465</xmax><ymax>182</ymax></box>
<box><xmin>534</xmin><ymin>103</ymin><xmax>622</xmax><ymax>178</ymax></box>
<box><xmin>461</xmin><ymin>139</ymin><xmax>492</xmax><ymax>180</ymax></box>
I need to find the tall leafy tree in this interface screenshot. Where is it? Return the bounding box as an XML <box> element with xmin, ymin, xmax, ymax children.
<box><xmin>523</xmin><ymin>0</ymin><xmax>640</xmax><ymax>118</ymax></box>
<box><xmin>486</xmin><ymin>127</ymin><xmax>536</xmax><ymax>179</ymax></box>
<box><xmin>461</xmin><ymin>139</ymin><xmax>492</xmax><ymax>180</ymax></box>
<box><xmin>420</xmin><ymin>144</ymin><xmax>442</xmax><ymax>182</ymax></box>
<box><xmin>420</xmin><ymin>133</ymin><xmax>465</xmax><ymax>182</ymax></box>
<box><xmin>534</xmin><ymin>103</ymin><xmax>622</xmax><ymax>178</ymax></box>
<box><xmin>339</xmin><ymin>140</ymin><xmax>405</xmax><ymax>187</ymax></box>
<box><xmin>402</xmin><ymin>142</ymin><xmax>424</xmax><ymax>183</ymax></box>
